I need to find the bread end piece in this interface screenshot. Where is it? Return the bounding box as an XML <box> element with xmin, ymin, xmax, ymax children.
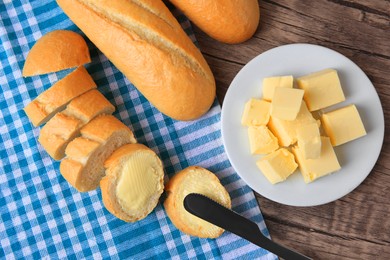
<box><xmin>164</xmin><ymin>166</ymin><xmax>231</xmax><ymax>238</ymax></box>
<box><xmin>101</xmin><ymin>143</ymin><xmax>164</xmax><ymax>222</ymax></box>
<box><xmin>23</xmin><ymin>30</ymin><xmax>91</xmax><ymax>77</ymax></box>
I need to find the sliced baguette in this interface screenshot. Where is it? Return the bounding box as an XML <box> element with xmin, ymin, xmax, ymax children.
<box><xmin>100</xmin><ymin>143</ymin><xmax>164</xmax><ymax>222</ymax></box>
<box><xmin>56</xmin><ymin>0</ymin><xmax>216</xmax><ymax>121</ymax></box>
<box><xmin>39</xmin><ymin>89</ymin><xmax>115</xmax><ymax>160</ymax></box>
<box><xmin>24</xmin><ymin>66</ymin><xmax>96</xmax><ymax>127</ymax></box>
<box><xmin>164</xmin><ymin>166</ymin><xmax>231</xmax><ymax>238</ymax></box>
<box><xmin>60</xmin><ymin>115</ymin><xmax>136</xmax><ymax>192</ymax></box>
<box><xmin>23</xmin><ymin>30</ymin><xmax>91</xmax><ymax>77</ymax></box>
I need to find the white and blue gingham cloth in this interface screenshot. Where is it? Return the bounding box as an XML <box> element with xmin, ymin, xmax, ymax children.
<box><xmin>0</xmin><ymin>0</ymin><xmax>277</xmax><ymax>259</ymax></box>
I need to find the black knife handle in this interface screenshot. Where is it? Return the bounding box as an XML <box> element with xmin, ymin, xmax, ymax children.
<box><xmin>184</xmin><ymin>193</ymin><xmax>312</xmax><ymax>260</ymax></box>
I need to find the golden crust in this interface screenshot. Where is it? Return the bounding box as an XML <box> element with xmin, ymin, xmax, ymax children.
<box><xmin>23</xmin><ymin>30</ymin><xmax>91</xmax><ymax>76</ymax></box>
<box><xmin>56</xmin><ymin>0</ymin><xmax>216</xmax><ymax>121</ymax></box>
<box><xmin>164</xmin><ymin>166</ymin><xmax>231</xmax><ymax>238</ymax></box>
<box><xmin>169</xmin><ymin>0</ymin><xmax>260</xmax><ymax>44</ymax></box>
<box><xmin>24</xmin><ymin>66</ymin><xmax>97</xmax><ymax>127</ymax></box>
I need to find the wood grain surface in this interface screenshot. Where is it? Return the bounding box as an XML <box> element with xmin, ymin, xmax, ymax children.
<box><xmin>193</xmin><ymin>0</ymin><xmax>390</xmax><ymax>259</ymax></box>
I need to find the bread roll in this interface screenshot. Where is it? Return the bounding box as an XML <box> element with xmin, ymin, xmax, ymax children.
<box><xmin>164</xmin><ymin>166</ymin><xmax>231</xmax><ymax>238</ymax></box>
<box><xmin>24</xmin><ymin>66</ymin><xmax>96</xmax><ymax>127</ymax></box>
<box><xmin>169</xmin><ymin>0</ymin><xmax>260</xmax><ymax>44</ymax></box>
<box><xmin>100</xmin><ymin>143</ymin><xmax>164</xmax><ymax>222</ymax></box>
<box><xmin>60</xmin><ymin>115</ymin><xmax>136</xmax><ymax>192</ymax></box>
<box><xmin>56</xmin><ymin>0</ymin><xmax>216</xmax><ymax>121</ymax></box>
<box><xmin>39</xmin><ymin>89</ymin><xmax>115</xmax><ymax>160</ymax></box>
<box><xmin>23</xmin><ymin>30</ymin><xmax>91</xmax><ymax>77</ymax></box>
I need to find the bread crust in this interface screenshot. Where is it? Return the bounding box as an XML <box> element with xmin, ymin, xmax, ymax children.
<box><xmin>101</xmin><ymin>143</ymin><xmax>164</xmax><ymax>222</ymax></box>
<box><xmin>170</xmin><ymin>0</ymin><xmax>260</xmax><ymax>44</ymax></box>
<box><xmin>164</xmin><ymin>166</ymin><xmax>231</xmax><ymax>238</ymax></box>
<box><xmin>56</xmin><ymin>0</ymin><xmax>216</xmax><ymax>121</ymax></box>
<box><xmin>23</xmin><ymin>30</ymin><xmax>91</xmax><ymax>76</ymax></box>
<box><xmin>24</xmin><ymin>66</ymin><xmax>97</xmax><ymax>127</ymax></box>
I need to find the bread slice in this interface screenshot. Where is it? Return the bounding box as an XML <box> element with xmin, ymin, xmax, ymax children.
<box><xmin>39</xmin><ymin>89</ymin><xmax>115</xmax><ymax>160</ymax></box>
<box><xmin>100</xmin><ymin>143</ymin><xmax>164</xmax><ymax>222</ymax></box>
<box><xmin>60</xmin><ymin>115</ymin><xmax>136</xmax><ymax>192</ymax></box>
<box><xmin>164</xmin><ymin>166</ymin><xmax>231</xmax><ymax>238</ymax></box>
<box><xmin>23</xmin><ymin>30</ymin><xmax>91</xmax><ymax>77</ymax></box>
<box><xmin>24</xmin><ymin>66</ymin><xmax>96</xmax><ymax>127</ymax></box>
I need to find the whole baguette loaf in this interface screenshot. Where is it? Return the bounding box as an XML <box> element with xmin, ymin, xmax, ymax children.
<box><xmin>56</xmin><ymin>0</ymin><xmax>216</xmax><ymax>121</ymax></box>
<box><xmin>39</xmin><ymin>89</ymin><xmax>115</xmax><ymax>160</ymax></box>
<box><xmin>60</xmin><ymin>115</ymin><xmax>136</xmax><ymax>192</ymax></box>
<box><xmin>24</xmin><ymin>66</ymin><xmax>96</xmax><ymax>127</ymax></box>
<box><xmin>101</xmin><ymin>143</ymin><xmax>164</xmax><ymax>222</ymax></box>
<box><xmin>169</xmin><ymin>0</ymin><xmax>260</xmax><ymax>44</ymax></box>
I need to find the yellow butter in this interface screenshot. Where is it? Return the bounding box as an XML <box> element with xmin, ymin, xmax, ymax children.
<box><xmin>256</xmin><ymin>148</ymin><xmax>298</xmax><ymax>184</ymax></box>
<box><xmin>241</xmin><ymin>98</ymin><xmax>271</xmax><ymax>126</ymax></box>
<box><xmin>116</xmin><ymin>151</ymin><xmax>162</xmax><ymax>213</ymax></box>
<box><xmin>262</xmin><ymin>75</ymin><xmax>294</xmax><ymax>101</ymax></box>
<box><xmin>248</xmin><ymin>126</ymin><xmax>279</xmax><ymax>154</ymax></box>
<box><xmin>296</xmin><ymin>122</ymin><xmax>321</xmax><ymax>159</ymax></box>
<box><xmin>321</xmin><ymin>104</ymin><xmax>366</xmax><ymax>146</ymax></box>
<box><xmin>268</xmin><ymin>101</ymin><xmax>317</xmax><ymax>146</ymax></box>
<box><xmin>292</xmin><ymin>137</ymin><xmax>341</xmax><ymax>183</ymax></box>
<box><xmin>271</xmin><ymin>88</ymin><xmax>304</xmax><ymax>120</ymax></box>
<box><xmin>297</xmin><ymin>69</ymin><xmax>345</xmax><ymax>111</ymax></box>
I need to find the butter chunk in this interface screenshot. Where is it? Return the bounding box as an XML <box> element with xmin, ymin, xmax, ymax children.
<box><xmin>271</xmin><ymin>88</ymin><xmax>304</xmax><ymax>120</ymax></box>
<box><xmin>268</xmin><ymin>101</ymin><xmax>317</xmax><ymax>147</ymax></box>
<box><xmin>321</xmin><ymin>104</ymin><xmax>366</xmax><ymax>146</ymax></box>
<box><xmin>262</xmin><ymin>75</ymin><xmax>293</xmax><ymax>101</ymax></box>
<box><xmin>292</xmin><ymin>137</ymin><xmax>341</xmax><ymax>183</ymax></box>
<box><xmin>248</xmin><ymin>126</ymin><xmax>279</xmax><ymax>155</ymax></box>
<box><xmin>241</xmin><ymin>98</ymin><xmax>271</xmax><ymax>126</ymax></box>
<box><xmin>297</xmin><ymin>69</ymin><xmax>345</xmax><ymax>111</ymax></box>
<box><xmin>296</xmin><ymin>122</ymin><xmax>321</xmax><ymax>159</ymax></box>
<box><xmin>256</xmin><ymin>148</ymin><xmax>298</xmax><ymax>184</ymax></box>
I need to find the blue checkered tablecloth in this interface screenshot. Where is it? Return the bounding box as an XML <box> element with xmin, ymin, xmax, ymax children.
<box><xmin>0</xmin><ymin>0</ymin><xmax>277</xmax><ymax>259</ymax></box>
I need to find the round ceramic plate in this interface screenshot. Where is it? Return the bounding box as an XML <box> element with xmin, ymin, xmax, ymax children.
<box><xmin>221</xmin><ymin>43</ymin><xmax>385</xmax><ymax>206</ymax></box>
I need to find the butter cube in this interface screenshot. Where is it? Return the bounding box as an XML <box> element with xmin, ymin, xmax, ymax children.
<box><xmin>297</xmin><ymin>69</ymin><xmax>345</xmax><ymax>111</ymax></box>
<box><xmin>241</xmin><ymin>98</ymin><xmax>271</xmax><ymax>126</ymax></box>
<box><xmin>248</xmin><ymin>126</ymin><xmax>279</xmax><ymax>154</ymax></box>
<box><xmin>271</xmin><ymin>88</ymin><xmax>304</xmax><ymax>120</ymax></box>
<box><xmin>268</xmin><ymin>101</ymin><xmax>317</xmax><ymax>146</ymax></box>
<box><xmin>256</xmin><ymin>148</ymin><xmax>298</xmax><ymax>184</ymax></box>
<box><xmin>262</xmin><ymin>75</ymin><xmax>294</xmax><ymax>101</ymax></box>
<box><xmin>292</xmin><ymin>137</ymin><xmax>341</xmax><ymax>183</ymax></box>
<box><xmin>321</xmin><ymin>104</ymin><xmax>366</xmax><ymax>146</ymax></box>
<box><xmin>296</xmin><ymin>122</ymin><xmax>321</xmax><ymax>159</ymax></box>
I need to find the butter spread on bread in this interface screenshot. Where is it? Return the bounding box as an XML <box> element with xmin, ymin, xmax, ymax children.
<box><xmin>164</xmin><ymin>166</ymin><xmax>231</xmax><ymax>238</ymax></box>
<box><xmin>56</xmin><ymin>0</ymin><xmax>216</xmax><ymax>121</ymax></box>
<box><xmin>60</xmin><ymin>115</ymin><xmax>136</xmax><ymax>192</ymax></box>
<box><xmin>23</xmin><ymin>30</ymin><xmax>91</xmax><ymax>77</ymax></box>
<box><xmin>39</xmin><ymin>89</ymin><xmax>115</xmax><ymax>160</ymax></box>
<box><xmin>101</xmin><ymin>143</ymin><xmax>164</xmax><ymax>222</ymax></box>
<box><xmin>24</xmin><ymin>66</ymin><xmax>96</xmax><ymax>127</ymax></box>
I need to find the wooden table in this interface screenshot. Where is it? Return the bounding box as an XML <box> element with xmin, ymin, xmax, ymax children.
<box><xmin>194</xmin><ymin>1</ymin><xmax>390</xmax><ymax>259</ymax></box>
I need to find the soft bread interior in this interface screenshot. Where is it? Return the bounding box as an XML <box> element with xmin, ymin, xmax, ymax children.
<box><xmin>101</xmin><ymin>143</ymin><xmax>164</xmax><ymax>222</ymax></box>
<box><xmin>164</xmin><ymin>166</ymin><xmax>231</xmax><ymax>238</ymax></box>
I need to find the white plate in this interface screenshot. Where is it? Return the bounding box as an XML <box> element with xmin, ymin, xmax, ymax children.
<box><xmin>221</xmin><ymin>43</ymin><xmax>385</xmax><ymax>206</ymax></box>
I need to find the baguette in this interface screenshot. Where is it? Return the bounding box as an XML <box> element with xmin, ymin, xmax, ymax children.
<box><xmin>164</xmin><ymin>166</ymin><xmax>231</xmax><ymax>238</ymax></box>
<box><xmin>23</xmin><ymin>30</ymin><xmax>91</xmax><ymax>77</ymax></box>
<box><xmin>60</xmin><ymin>115</ymin><xmax>136</xmax><ymax>192</ymax></box>
<box><xmin>169</xmin><ymin>0</ymin><xmax>260</xmax><ymax>44</ymax></box>
<box><xmin>24</xmin><ymin>66</ymin><xmax>96</xmax><ymax>127</ymax></box>
<box><xmin>39</xmin><ymin>89</ymin><xmax>115</xmax><ymax>160</ymax></box>
<box><xmin>56</xmin><ymin>0</ymin><xmax>216</xmax><ymax>121</ymax></box>
<box><xmin>100</xmin><ymin>143</ymin><xmax>164</xmax><ymax>222</ymax></box>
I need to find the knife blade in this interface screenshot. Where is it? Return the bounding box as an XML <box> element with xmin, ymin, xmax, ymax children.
<box><xmin>184</xmin><ymin>193</ymin><xmax>312</xmax><ymax>260</ymax></box>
